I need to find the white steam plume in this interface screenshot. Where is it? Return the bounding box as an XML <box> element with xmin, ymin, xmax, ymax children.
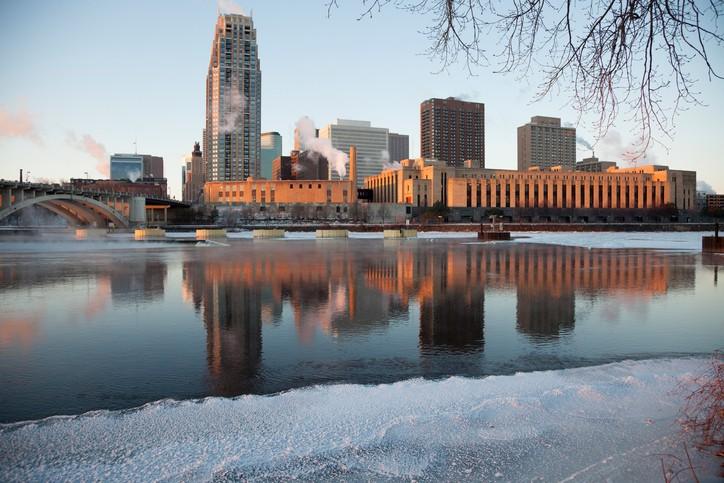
<box><xmin>220</xmin><ymin>85</ymin><xmax>245</xmax><ymax>134</ymax></box>
<box><xmin>697</xmin><ymin>180</ymin><xmax>715</xmax><ymax>194</ymax></box>
<box><xmin>576</xmin><ymin>136</ymin><xmax>593</xmax><ymax>151</ymax></box>
<box><xmin>217</xmin><ymin>0</ymin><xmax>245</xmax><ymax>15</ymax></box>
<box><xmin>295</xmin><ymin>117</ymin><xmax>348</xmax><ymax>178</ymax></box>
<box><xmin>0</xmin><ymin>105</ymin><xmax>42</xmax><ymax>145</ymax></box>
<box><xmin>380</xmin><ymin>149</ymin><xmax>400</xmax><ymax>170</ymax></box>
<box><xmin>127</xmin><ymin>169</ymin><xmax>142</xmax><ymax>182</ymax></box>
<box><xmin>598</xmin><ymin>129</ymin><xmax>658</xmax><ymax>165</ymax></box>
<box><xmin>66</xmin><ymin>131</ymin><xmax>109</xmax><ymax>177</ymax></box>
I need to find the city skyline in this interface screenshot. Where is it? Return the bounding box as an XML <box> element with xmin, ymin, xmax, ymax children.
<box><xmin>1</xmin><ymin>0</ymin><xmax>723</xmax><ymax>200</ymax></box>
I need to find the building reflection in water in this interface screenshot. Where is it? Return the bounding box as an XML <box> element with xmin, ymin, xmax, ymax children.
<box><xmin>110</xmin><ymin>259</ymin><xmax>167</xmax><ymax>306</ymax></box>
<box><xmin>181</xmin><ymin>241</ymin><xmax>696</xmax><ymax>394</ymax></box>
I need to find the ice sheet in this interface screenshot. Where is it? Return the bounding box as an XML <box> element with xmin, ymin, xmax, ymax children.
<box><xmin>0</xmin><ymin>358</ymin><xmax>716</xmax><ymax>482</ymax></box>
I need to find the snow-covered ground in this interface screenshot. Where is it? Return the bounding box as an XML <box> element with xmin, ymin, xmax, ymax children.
<box><xmin>0</xmin><ymin>358</ymin><xmax>716</xmax><ymax>482</ymax></box>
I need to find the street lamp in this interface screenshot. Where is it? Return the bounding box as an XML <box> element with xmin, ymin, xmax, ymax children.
<box><xmin>84</xmin><ymin>171</ymin><xmax>89</xmax><ymax>180</ymax></box>
<box><xmin>26</xmin><ymin>171</ymin><xmax>31</xmax><ymax>183</ymax></box>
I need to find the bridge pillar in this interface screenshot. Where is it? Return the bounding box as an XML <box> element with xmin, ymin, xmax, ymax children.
<box><xmin>129</xmin><ymin>197</ymin><xmax>147</xmax><ymax>226</ymax></box>
<box><xmin>1</xmin><ymin>188</ymin><xmax>11</xmax><ymax>209</ymax></box>
<box><xmin>15</xmin><ymin>188</ymin><xmax>24</xmax><ymax>203</ymax></box>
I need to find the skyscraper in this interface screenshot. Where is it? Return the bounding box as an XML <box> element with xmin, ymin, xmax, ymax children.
<box><xmin>260</xmin><ymin>132</ymin><xmax>282</xmax><ymax>179</ymax></box>
<box><xmin>517</xmin><ymin>116</ymin><xmax>576</xmax><ymax>170</ymax></box>
<box><xmin>110</xmin><ymin>154</ymin><xmax>164</xmax><ymax>181</ymax></box>
<box><xmin>205</xmin><ymin>13</ymin><xmax>261</xmax><ymax>182</ymax></box>
<box><xmin>318</xmin><ymin>119</ymin><xmax>388</xmax><ymax>188</ymax></box>
<box><xmin>182</xmin><ymin>142</ymin><xmax>205</xmax><ymax>203</ymax></box>
<box><xmin>420</xmin><ymin>97</ymin><xmax>485</xmax><ymax>168</ymax></box>
<box><xmin>388</xmin><ymin>132</ymin><xmax>409</xmax><ymax>162</ymax></box>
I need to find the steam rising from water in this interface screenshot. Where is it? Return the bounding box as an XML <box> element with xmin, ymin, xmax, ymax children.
<box><xmin>295</xmin><ymin>117</ymin><xmax>348</xmax><ymax>178</ymax></box>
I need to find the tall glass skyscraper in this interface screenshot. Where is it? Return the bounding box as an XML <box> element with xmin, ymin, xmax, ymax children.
<box><xmin>260</xmin><ymin>131</ymin><xmax>282</xmax><ymax>179</ymax></box>
<box><xmin>205</xmin><ymin>13</ymin><xmax>261</xmax><ymax>181</ymax></box>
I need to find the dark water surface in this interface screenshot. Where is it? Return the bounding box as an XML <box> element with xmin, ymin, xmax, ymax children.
<box><xmin>0</xmin><ymin>238</ymin><xmax>721</xmax><ymax>423</ymax></box>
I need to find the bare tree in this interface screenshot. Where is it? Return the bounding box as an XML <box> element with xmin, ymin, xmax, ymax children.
<box><xmin>328</xmin><ymin>0</ymin><xmax>724</xmax><ymax>155</ymax></box>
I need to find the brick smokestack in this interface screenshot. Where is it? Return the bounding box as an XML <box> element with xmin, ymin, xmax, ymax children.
<box><xmin>349</xmin><ymin>145</ymin><xmax>357</xmax><ymax>201</ymax></box>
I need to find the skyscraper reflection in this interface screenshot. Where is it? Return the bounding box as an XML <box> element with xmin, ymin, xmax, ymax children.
<box><xmin>181</xmin><ymin>241</ymin><xmax>696</xmax><ymax>395</ymax></box>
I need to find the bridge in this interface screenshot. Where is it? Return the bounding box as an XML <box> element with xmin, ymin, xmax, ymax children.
<box><xmin>0</xmin><ymin>181</ymin><xmax>189</xmax><ymax>228</ymax></box>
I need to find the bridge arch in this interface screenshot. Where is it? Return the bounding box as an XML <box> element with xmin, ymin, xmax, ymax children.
<box><xmin>0</xmin><ymin>194</ymin><xmax>130</xmax><ymax>228</ymax></box>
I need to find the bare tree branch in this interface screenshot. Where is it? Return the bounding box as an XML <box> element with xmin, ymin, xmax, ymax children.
<box><xmin>328</xmin><ymin>0</ymin><xmax>724</xmax><ymax>157</ymax></box>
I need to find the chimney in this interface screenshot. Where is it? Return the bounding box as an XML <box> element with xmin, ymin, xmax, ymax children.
<box><xmin>349</xmin><ymin>145</ymin><xmax>357</xmax><ymax>201</ymax></box>
<box><xmin>19</xmin><ymin>169</ymin><xmax>23</xmax><ymax>183</ymax></box>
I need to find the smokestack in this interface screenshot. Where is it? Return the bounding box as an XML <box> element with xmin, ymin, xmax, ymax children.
<box><xmin>19</xmin><ymin>169</ymin><xmax>23</xmax><ymax>183</ymax></box>
<box><xmin>349</xmin><ymin>145</ymin><xmax>357</xmax><ymax>201</ymax></box>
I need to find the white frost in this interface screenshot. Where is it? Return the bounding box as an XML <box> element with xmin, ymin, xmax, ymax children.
<box><xmin>0</xmin><ymin>358</ymin><xmax>716</xmax><ymax>482</ymax></box>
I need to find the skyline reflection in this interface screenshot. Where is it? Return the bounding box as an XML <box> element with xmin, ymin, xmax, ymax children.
<box><xmin>0</xmin><ymin>240</ymin><xmax>711</xmax><ymax>422</ymax></box>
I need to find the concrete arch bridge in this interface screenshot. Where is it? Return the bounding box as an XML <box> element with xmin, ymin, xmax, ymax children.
<box><xmin>0</xmin><ymin>181</ymin><xmax>187</xmax><ymax>228</ymax></box>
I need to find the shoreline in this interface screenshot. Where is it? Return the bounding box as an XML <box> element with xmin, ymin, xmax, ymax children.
<box><xmin>0</xmin><ymin>222</ymin><xmax>718</xmax><ymax>234</ymax></box>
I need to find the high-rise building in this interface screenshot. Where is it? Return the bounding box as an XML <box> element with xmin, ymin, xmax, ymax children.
<box><xmin>260</xmin><ymin>132</ymin><xmax>282</xmax><ymax>179</ymax></box>
<box><xmin>183</xmin><ymin>142</ymin><xmax>205</xmax><ymax>203</ymax></box>
<box><xmin>517</xmin><ymin>116</ymin><xmax>576</xmax><ymax>171</ymax></box>
<box><xmin>142</xmin><ymin>155</ymin><xmax>164</xmax><ymax>179</ymax></box>
<box><xmin>205</xmin><ymin>13</ymin><xmax>261</xmax><ymax>182</ymax></box>
<box><xmin>318</xmin><ymin>119</ymin><xmax>388</xmax><ymax>187</ymax></box>
<box><xmin>272</xmin><ymin>155</ymin><xmax>292</xmax><ymax>180</ymax></box>
<box><xmin>420</xmin><ymin>97</ymin><xmax>485</xmax><ymax>168</ymax></box>
<box><xmin>110</xmin><ymin>154</ymin><xmax>164</xmax><ymax>181</ymax></box>
<box><xmin>272</xmin><ymin>151</ymin><xmax>329</xmax><ymax>180</ymax></box>
<box><xmin>388</xmin><ymin>132</ymin><xmax>409</xmax><ymax>162</ymax></box>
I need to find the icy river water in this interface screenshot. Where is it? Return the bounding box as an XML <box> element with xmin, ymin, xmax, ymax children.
<box><xmin>0</xmin><ymin>231</ymin><xmax>721</xmax><ymax>480</ymax></box>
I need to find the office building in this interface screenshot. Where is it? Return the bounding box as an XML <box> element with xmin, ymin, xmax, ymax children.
<box><xmin>517</xmin><ymin>116</ymin><xmax>576</xmax><ymax>170</ymax></box>
<box><xmin>205</xmin><ymin>13</ymin><xmax>261</xmax><ymax>181</ymax></box>
<box><xmin>318</xmin><ymin>119</ymin><xmax>389</xmax><ymax>187</ymax></box>
<box><xmin>707</xmin><ymin>194</ymin><xmax>724</xmax><ymax>210</ymax></box>
<box><xmin>261</xmin><ymin>132</ymin><xmax>282</xmax><ymax>179</ymax></box>
<box><xmin>364</xmin><ymin>158</ymin><xmax>696</xmax><ymax>212</ymax></box>
<box><xmin>110</xmin><ymin>154</ymin><xmax>164</xmax><ymax>181</ymax></box>
<box><xmin>575</xmin><ymin>156</ymin><xmax>617</xmax><ymax>172</ymax></box>
<box><xmin>420</xmin><ymin>97</ymin><xmax>485</xmax><ymax>168</ymax></box>
<box><xmin>272</xmin><ymin>156</ymin><xmax>292</xmax><ymax>181</ymax></box>
<box><xmin>182</xmin><ymin>142</ymin><xmax>205</xmax><ymax>203</ymax></box>
<box><xmin>388</xmin><ymin>132</ymin><xmax>409</xmax><ymax>162</ymax></box>
<box><xmin>271</xmin><ymin>151</ymin><xmax>327</xmax><ymax>181</ymax></box>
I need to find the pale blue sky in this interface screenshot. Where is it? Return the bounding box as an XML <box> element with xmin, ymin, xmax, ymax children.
<box><xmin>1</xmin><ymin>0</ymin><xmax>722</xmax><ymax>199</ymax></box>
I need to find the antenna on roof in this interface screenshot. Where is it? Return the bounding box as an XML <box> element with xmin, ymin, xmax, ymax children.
<box><xmin>133</xmin><ymin>139</ymin><xmax>137</xmax><ymax>155</ymax></box>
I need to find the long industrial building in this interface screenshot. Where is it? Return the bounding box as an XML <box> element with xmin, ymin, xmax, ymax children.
<box><xmin>205</xmin><ymin>147</ymin><xmax>358</xmax><ymax>205</ymax></box>
<box><xmin>365</xmin><ymin>158</ymin><xmax>696</xmax><ymax>212</ymax></box>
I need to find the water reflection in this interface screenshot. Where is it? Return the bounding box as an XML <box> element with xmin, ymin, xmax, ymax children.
<box><xmin>183</xmin><ymin>260</ymin><xmax>262</xmax><ymax>395</ymax></box>
<box><xmin>0</xmin><ymin>240</ymin><xmax>709</xmax><ymax>422</ymax></box>
<box><xmin>180</xmin><ymin>242</ymin><xmax>697</xmax><ymax>385</ymax></box>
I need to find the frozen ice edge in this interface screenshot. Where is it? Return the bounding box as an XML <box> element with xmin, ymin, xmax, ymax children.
<box><xmin>0</xmin><ymin>357</ymin><xmax>718</xmax><ymax>482</ymax></box>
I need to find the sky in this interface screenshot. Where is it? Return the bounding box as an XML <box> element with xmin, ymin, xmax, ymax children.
<box><xmin>1</xmin><ymin>0</ymin><xmax>723</xmax><ymax>200</ymax></box>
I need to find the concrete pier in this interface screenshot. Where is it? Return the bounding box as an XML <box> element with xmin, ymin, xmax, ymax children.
<box><xmin>316</xmin><ymin>229</ymin><xmax>349</xmax><ymax>239</ymax></box>
<box><xmin>75</xmin><ymin>228</ymin><xmax>107</xmax><ymax>240</ymax></box>
<box><xmin>196</xmin><ymin>229</ymin><xmax>227</xmax><ymax>240</ymax></box>
<box><xmin>252</xmin><ymin>229</ymin><xmax>285</xmax><ymax>239</ymax></box>
<box><xmin>384</xmin><ymin>229</ymin><xmax>418</xmax><ymax>239</ymax></box>
<box><xmin>477</xmin><ymin>231</ymin><xmax>511</xmax><ymax>241</ymax></box>
<box><xmin>703</xmin><ymin>223</ymin><xmax>724</xmax><ymax>253</ymax></box>
<box><xmin>134</xmin><ymin>228</ymin><xmax>166</xmax><ymax>240</ymax></box>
